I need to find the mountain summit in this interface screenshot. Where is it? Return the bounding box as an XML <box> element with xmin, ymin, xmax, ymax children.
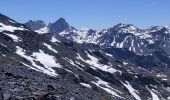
<box><xmin>25</xmin><ymin>20</ymin><xmax>46</xmax><ymax>31</ymax></box>
<box><xmin>48</xmin><ymin>17</ymin><xmax>69</xmax><ymax>33</ymax></box>
<box><xmin>25</xmin><ymin>18</ymin><xmax>70</xmax><ymax>34</ymax></box>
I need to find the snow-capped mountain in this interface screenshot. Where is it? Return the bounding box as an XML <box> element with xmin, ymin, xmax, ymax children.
<box><xmin>0</xmin><ymin>13</ymin><xmax>169</xmax><ymax>100</ymax></box>
<box><xmin>27</xmin><ymin>19</ymin><xmax>170</xmax><ymax>56</ymax></box>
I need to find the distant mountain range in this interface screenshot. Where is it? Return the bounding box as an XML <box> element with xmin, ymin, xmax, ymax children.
<box><xmin>25</xmin><ymin>19</ymin><xmax>170</xmax><ymax>56</ymax></box>
<box><xmin>0</xmin><ymin>13</ymin><xmax>170</xmax><ymax>100</ymax></box>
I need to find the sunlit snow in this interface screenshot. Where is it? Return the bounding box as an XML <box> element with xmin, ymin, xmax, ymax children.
<box><xmin>43</xmin><ymin>43</ymin><xmax>58</xmax><ymax>53</ymax></box>
<box><xmin>4</xmin><ymin>33</ymin><xmax>21</xmax><ymax>42</ymax></box>
<box><xmin>51</xmin><ymin>37</ymin><xmax>61</xmax><ymax>43</ymax></box>
<box><xmin>35</xmin><ymin>27</ymin><xmax>49</xmax><ymax>34</ymax></box>
<box><xmin>80</xmin><ymin>83</ymin><xmax>92</xmax><ymax>88</ymax></box>
<box><xmin>76</xmin><ymin>53</ymin><xmax>121</xmax><ymax>74</ymax></box>
<box><xmin>92</xmin><ymin>77</ymin><xmax>123</xmax><ymax>98</ymax></box>
<box><xmin>122</xmin><ymin>81</ymin><xmax>141</xmax><ymax>100</ymax></box>
<box><xmin>16</xmin><ymin>46</ymin><xmax>62</xmax><ymax>76</ymax></box>
<box><xmin>147</xmin><ymin>87</ymin><xmax>160</xmax><ymax>100</ymax></box>
<box><xmin>0</xmin><ymin>22</ymin><xmax>26</xmax><ymax>32</ymax></box>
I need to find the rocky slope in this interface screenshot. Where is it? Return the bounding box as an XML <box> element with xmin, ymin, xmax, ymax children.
<box><xmin>0</xmin><ymin>13</ymin><xmax>169</xmax><ymax>100</ymax></box>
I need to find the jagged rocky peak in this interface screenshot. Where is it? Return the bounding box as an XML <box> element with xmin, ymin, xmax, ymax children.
<box><xmin>147</xmin><ymin>25</ymin><xmax>170</xmax><ymax>33</ymax></box>
<box><xmin>88</xmin><ymin>29</ymin><xmax>96</xmax><ymax>33</ymax></box>
<box><xmin>110</xmin><ymin>23</ymin><xmax>140</xmax><ymax>34</ymax></box>
<box><xmin>55</xmin><ymin>17</ymin><xmax>68</xmax><ymax>25</ymax></box>
<box><xmin>25</xmin><ymin>20</ymin><xmax>46</xmax><ymax>31</ymax></box>
<box><xmin>48</xmin><ymin>17</ymin><xmax>69</xmax><ymax>33</ymax></box>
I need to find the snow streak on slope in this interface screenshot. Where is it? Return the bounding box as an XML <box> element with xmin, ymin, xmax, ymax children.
<box><xmin>43</xmin><ymin>43</ymin><xmax>58</xmax><ymax>53</ymax></box>
<box><xmin>4</xmin><ymin>33</ymin><xmax>21</xmax><ymax>42</ymax></box>
<box><xmin>16</xmin><ymin>46</ymin><xmax>62</xmax><ymax>76</ymax></box>
<box><xmin>0</xmin><ymin>23</ymin><xmax>26</xmax><ymax>32</ymax></box>
<box><xmin>147</xmin><ymin>87</ymin><xmax>160</xmax><ymax>100</ymax></box>
<box><xmin>76</xmin><ymin>53</ymin><xmax>121</xmax><ymax>74</ymax></box>
<box><xmin>122</xmin><ymin>81</ymin><xmax>141</xmax><ymax>100</ymax></box>
<box><xmin>92</xmin><ymin>77</ymin><xmax>123</xmax><ymax>98</ymax></box>
<box><xmin>79</xmin><ymin>83</ymin><xmax>92</xmax><ymax>88</ymax></box>
<box><xmin>51</xmin><ymin>37</ymin><xmax>61</xmax><ymax>43</ymax></box>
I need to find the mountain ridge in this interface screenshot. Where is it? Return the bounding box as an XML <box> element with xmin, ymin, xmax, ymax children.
<box><xmin>26</xmin><ymin>19</ymin><xmax>170</xmax><ymax>56</ymax></box>
<box><xmin>25</xmin><ymin>18</ymin><xmax>170</xmax><ymax>34</ymax></box>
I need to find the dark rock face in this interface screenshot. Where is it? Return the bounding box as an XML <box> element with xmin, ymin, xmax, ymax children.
<box><xmin>47</xmin><ymin>18</ymin><xmax>69</xmax><ymax>34</ymax></box>
<box><xmin>0</xmin><ymin>13</ymin><xmax>17</xmax><ymax>26</ymax></box>
<box><xmin>25</xmin><ymin>20</ymin><xmax>46</xmax><ymax>31</ymax></box>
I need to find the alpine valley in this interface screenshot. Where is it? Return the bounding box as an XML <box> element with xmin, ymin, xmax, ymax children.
<box><xmin>0</xmin><ymin>13</ymin><xmax>170</xmax><ymax>100</ymax></box>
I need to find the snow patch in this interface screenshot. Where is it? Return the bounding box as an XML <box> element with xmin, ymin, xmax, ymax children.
<box><xmin>32</xmin><ymin>50</ymin><xmax>61</xmax><ymax>69</ymax></box>
<box><xmin>4</xmin><ymin>33</ymin><xmax>21</xmax><ymax>42</ymax></box>
<box><xmin>147</xmin><ymin>39</ymin><xmax>155</xmax><ymax>44</ymax></box>
<box><xmin>80</xmin><ymin>83</ymin><xmax>92</xmax><ymax>88</ymax></box>
<box><xmin>162</xmin><ymin>78</ymin><xmax>168</xmax><ymax>81</ymax></box>
<box><xmin>147</xmin><ymin>87</ymin><xmax>160</xmax><ymax>100</ymax></box>
<box><xmin>76</xmin><ymin>52</ymin><xmax>121</xmax><ymax>74</ymax></box>
<box><xmin>0</xmin><ymin>44</ymin><xmax>7</xmax><ymax>47</ymax></box>
<box><xmin>0</xmin><ymin>22</ymin><xmax>26</xmax><ymax>32</ymax></box>
<box><xmin>105</xmin><ymin>53</ymin><xmax>113</xmax><ymax>57</ymax></box>
<box><xmin>63</xmin><ymin>57</ymin><xmax>83</xmax><ymax>70</ymax></box>
<box><xmin>51</xmin><ymin>37</ymin><xmax>61</xmax><ymax>43</ymax></box>
<box><xmin>16</xmin><ymin>46</ymin><xmax>62</xmax><ymax>76</ymax></box>
<box><xmin>43</xmin><ymin>43</ymin><xmax>58</xmax><ymax>53</ymax></box>
<box><xmin>59</xmin><ymin>31</ymin><xmax>69</xmax><ymax>35</ymax></box>
<box><xmin>168</xmin><ymin>97</ymin><xmax>170</xmax><ymax>100</ymax></box>
<box><xmin>35</xmin><ymin>27</ymin><xmax>49</xmax><ymax>34</ymax></box>
<box><xmin>122</xmin><ymin>81</ymin><xmax>141</xmax><ymax>100</ymax></box>
<box><xmin>156</xmin><ymin>74</ymin><xmax>167</xmax><ymax>78</ymax></box>
<box><xmin>123</xmin><ymin>62</ymin><xmax>128</xmax><ymax>65</ymax></box>
<box><xmin>92</xmin><ymin>77</ymin><xmax>123</xmax><ymax>98</ymax></box>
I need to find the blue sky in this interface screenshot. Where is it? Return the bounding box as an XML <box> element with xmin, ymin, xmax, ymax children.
<box><xmin>0</xmin><ymin>0</ymin><xmax>170</xmax><ymax>29</ymax></box>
